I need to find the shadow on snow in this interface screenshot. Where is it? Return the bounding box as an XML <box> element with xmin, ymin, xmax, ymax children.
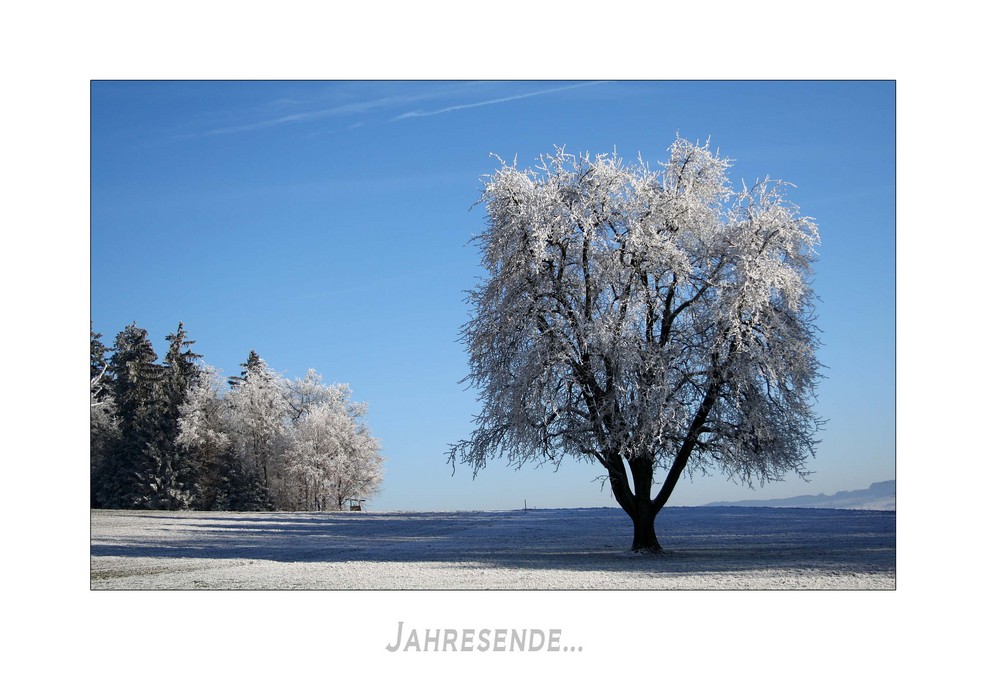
<box><xmin>90</xmin><ymin>507</ymin><xmax>895</xmax><ymax>576</ymax></box>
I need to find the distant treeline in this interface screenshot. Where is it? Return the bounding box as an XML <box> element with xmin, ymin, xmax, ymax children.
<box><xmin>90</xmin><ymin>322</ymin><xmax>383</xmax><ymax>511</ymax></box>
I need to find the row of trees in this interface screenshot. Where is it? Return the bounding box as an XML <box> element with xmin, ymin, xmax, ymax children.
<box><xmin>91</xmin><ymin>322</ymin><xmax>383</xmax><ymax>511</ymax></box>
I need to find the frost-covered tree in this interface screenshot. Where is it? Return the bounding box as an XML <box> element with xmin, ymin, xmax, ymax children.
<box><xmin>227</xmin><ymin>349</ymin><xmax>264</xmax><ymax>389</ymax></box>
<box><xmin>326</xmin><ymin>404</ymin><xmax>383</xmax><ymax>510</ymax></box>
<box><xmin>91</xmin><ymin>323</ymin><xmax>111</xmax><ymax>390</ymax></box>
<box><xmin>279</xmin><ymin>377</ymin><xmax>383</xmax><ymax>510</ymax></box>
<box><xmin>163</xmin><ymin>322</ymin><xmax>202</xmax><ymax>414</ymax></box>
<box><xmin>90</xmin><ymin>325</ymin><xmax>120</xmax><ymax>507</ymax></box>
<box><xmin>130</xmin><ymin>323</ymin><xmax>204</xmax><ymax>509</ymax></box>
<box><xmin>451</xmin><ymin>138</ymin><xmax>823</xmax><ymax>552</ymax></box>
<box><xmin>177</xmin><ymin>365</ymin><xmax>235</xmax><ymax>509</ymax></box>
<box><xmin>176</xmin><ymin>364</ymin><xmax>270</xmax><ymax>510</ymax></box>
<box><xmin>178</xmin><ymin>364</ymin><xmax>382</xmax><ymax>511</ymax></box>
<box><xmin>108</xmin><ymin>324</ymin><xmax>162</xmax><ymax>431</ymax></box>
<box><xmin>92</xmin><ymin>322</ymin><xmax>203</xmax><ymax>508</ymax></box>
<box><xmin>224</xmin><ymin>353</ymin><xmax>288</xmax><ymax>501</ymax></box>
<box><xmin>95</xmin><ymin>327</ymin><xmax>383</xmax><ymax>512</ymax></box>
<box><xmin>90</xmin><ymin>325</ymin><xmax>115</xmax><ymax>436</ymax></box>
<box><xmin>284</xmin><ymin>368</ymin><xmax>351</xmax><ymax>422</ymax></box>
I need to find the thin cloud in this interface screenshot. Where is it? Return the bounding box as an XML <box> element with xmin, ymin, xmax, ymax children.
<box><xmin>183</xmin><ymin>82</ymin><xmax>609</xmax><ymax>138</ymax></box>
<box><xmin>203</xmin><ymin>95</ymin><xmax>421</xmax><ymax>136</ymax></box>
<box><xmin>392</xmin><ymin>81</ymin><xmax>609</xmax><ymax>121</ymax></box>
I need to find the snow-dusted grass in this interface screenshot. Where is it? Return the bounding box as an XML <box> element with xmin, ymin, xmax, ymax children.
<box><xmin>90</xmin><ymin>507</ymin><xmax>895</xmax><ymax>590</ymax></box>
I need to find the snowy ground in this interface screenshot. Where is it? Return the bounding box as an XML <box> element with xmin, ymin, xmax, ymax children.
<box><xmin>90</xmin><ymin>507</ymin><xmax>895</xmax><ymax>590</ymax></box>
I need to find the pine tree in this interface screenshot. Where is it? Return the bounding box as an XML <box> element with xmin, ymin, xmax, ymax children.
<box><xmin>132</xmin><ymin>322</ymin><xmax>204</xmax><ymax>509</ymax></box>
<box><xmin>164</xmin><ymin>322</ymin><xmax>202</xmax><ymax>412</ymax></box>
<box><xmin>216</xmin><ymin>451</ymin><xmax>273</xmax><ymax>511</ymax></box>
<box><xmin>95</xmin><ymin>323</ymin><xmax>165</xmax><ymax>507</ymax></box>
<box><xmin>227</xmin><ymin>350</ymin><xmax>264</xmax><ymax>388</ymax></box>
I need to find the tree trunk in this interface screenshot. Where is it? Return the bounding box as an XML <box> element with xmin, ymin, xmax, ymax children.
<box><xmin>629</xmin><ymin>501</ymin><xmax>662</xmax><ymax>553</ymax></box>
<box><xmin>627</xmin><ymin>456</ymin><xmax>663</xmax><ymax>553</ymax></box>
<box><xmin>607</xmin><ymin>453</ymin><xmax>664</xmax><ymax>553</ymax></box>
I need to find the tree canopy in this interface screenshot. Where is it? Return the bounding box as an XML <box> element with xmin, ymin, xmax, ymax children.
<box><xmin>452</xmin><ymin>137</ymin><xmax>823</xmax><ymax>551</ymax></box>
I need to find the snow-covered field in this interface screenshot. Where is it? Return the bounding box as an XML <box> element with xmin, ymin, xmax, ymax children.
<box><xmin>91</xmin><ymin>506</ymin><xmax>895</xmax><ymax>590</ymax></box>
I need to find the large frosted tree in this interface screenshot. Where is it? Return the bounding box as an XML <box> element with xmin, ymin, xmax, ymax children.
<box><xmin>451</xmin><ymin>138</ymin><xmax>823</xmax><ymax>552</ymax></box>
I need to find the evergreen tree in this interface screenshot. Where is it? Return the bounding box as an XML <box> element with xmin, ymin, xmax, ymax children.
<box><xmin>95</xmin><ymin>323</ymin><xmax>165</xmax><ymax>507</ymax></box>
<box><xmin>227</xmin><ymin>350</ymin><xmax>264</xmax><ymax>388</ymax></box>
<box><xmin>132</xmin><ymin>322</ymin><xmax>204</xmax><ymax>509</ymax></box>
<box><xmin>215</xmin><ymin>450</ymin><xmax>273</xmax><ymax>511</ymax></box>
<box><xmin>163</xmin><ymin>322</ymin><xmax>202</xmax><ymax>412</ymax></box>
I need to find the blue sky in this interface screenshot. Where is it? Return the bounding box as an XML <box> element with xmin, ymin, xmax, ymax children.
<box><xmin>91</xmin><ymin>80</ymin><xmax>895</xmax><ymax>510</ymax></box>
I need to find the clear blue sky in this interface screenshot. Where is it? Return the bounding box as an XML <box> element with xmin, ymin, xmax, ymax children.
<box><xmin>90</xmin><ymin>80</ymin><xmax>895</xmax><ymax>510</ymax></box>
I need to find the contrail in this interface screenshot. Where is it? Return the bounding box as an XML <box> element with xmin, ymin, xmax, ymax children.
<box><xmin>393</xmin><ymin>81</ymin><xmax>609</xmax><ymax>120</ymax></box>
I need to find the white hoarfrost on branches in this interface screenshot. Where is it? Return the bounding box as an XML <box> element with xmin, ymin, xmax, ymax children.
<box><xmin>176</xmin><ymin>361</ymin><xmax>384</xmax><ymax>511</ymax></box>
<box><xmin>90</xmin><ymin>364</ymin><xmax>117</xmax><ymax>430</ymax></box>
<box><xmin>286</xmin><ymin>368</ymin><xmax>351</xmax><ymax>420</ymax></box>
<box><xmin>284</xmin><ymin>397</ymin><xmax>384</xmax><ymax>511</ymax></box>
<box><xmin>224</xmin><ymin>358</ymin><xmax>290</xmax><ymax>494</ymax></box>
<box><xmin>278</xmin><ymin>372</ymin><xmax>383</xmax><ymax>511</ymax></box>
<box><xmin>176</xmin><ymin>366</ymin><xmax>233</xmax><ymax>480</ymax></box>
<box><xmin>451</xmin><ymin>137</ymin><xmax>823</xmax><ymax>552</ymax></box>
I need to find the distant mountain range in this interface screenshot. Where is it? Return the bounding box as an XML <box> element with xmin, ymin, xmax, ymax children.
<box><xmin>704</xmin><ymin>480</ymin><xmax>895</xmax><ymax>511</ymax></box>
